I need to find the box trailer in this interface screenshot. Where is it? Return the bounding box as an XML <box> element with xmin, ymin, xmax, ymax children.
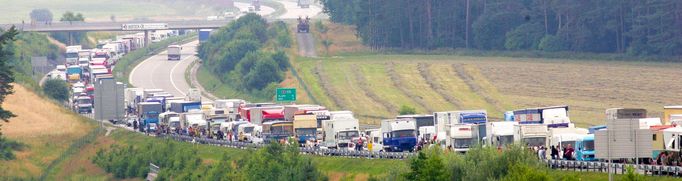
<box><xmin>486</xmin><ymin>121</ymin><xmax>518</xmax><ymax>148</ymax></box>
<box><xmin>513</xmin><ymin>105</ymin><xmax>571</xmax><ymax>128</ymax></box>
<box><xmin>94</xmin><ymin>76</ymin><xmax>125</xmax><ymax>122</ymax></box>
<box><xmin>294</xmin><ymin>114</ymin><xmax>318</xmax><ymax>144</ymax></box>
<box><xmin>322</xmin><ymin>111</ymin><xmax>360</xmax><ymax>149</ymax></box>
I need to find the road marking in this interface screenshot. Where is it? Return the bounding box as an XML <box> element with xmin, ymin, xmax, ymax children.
<box><xmin>169</xmin><ymin>53</ymin><xmax>195</xmax><ymax>97</ymax></box>
<box><xmin>129</xmin><ymin>50</ymin><xmax>166</xmax><ymax>87</ymax></box>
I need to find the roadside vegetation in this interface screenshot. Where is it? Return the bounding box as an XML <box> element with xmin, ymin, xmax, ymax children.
<box><xmin>197</xmin><ymin>14</ymin><xmax>291</xmax><ymax>101</ymax></box>
<box><xmin>42</xmin><ymin>79</ymin><xmax>69</xmax><ymax>102</ymax></box>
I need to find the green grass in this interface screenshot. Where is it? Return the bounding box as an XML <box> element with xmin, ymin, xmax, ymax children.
<box><xmin>0</xmin><ymin>0</ymin><xmax>219</xmax><ymax>23</ymax></box>
<box><xmin>196</xmin><ymin>65</ymin><xmax>267</xmax><ymax>102</ymax></box>
<box><xmin>292</xmin><ymin>54</ymin><xmax>682</xmax><ymax>126</ymax></box>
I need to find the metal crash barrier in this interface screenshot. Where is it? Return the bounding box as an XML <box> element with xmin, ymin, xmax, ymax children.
<box><xmin>158</xmin><ymin>134</ymin><xmax>415</xmax><ymax>160</ymax></box>
<box><xmin>545</xmin><ymin>159</ymin><xmax>682</xmax><ymax>177</ymax></box>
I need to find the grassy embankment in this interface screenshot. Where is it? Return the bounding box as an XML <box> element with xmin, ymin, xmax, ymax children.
<box><xmin>0</xmin><ymin>0</ymin><xmax>221</xmax><ymax>23</ymax></box>
<box><xmin>288</xmin><ymin>22</ymin><xmax>682</xmax><ymax>127</ymax></box>
<box><xmin>0</xmin><ymin>85</ymin><xmax>100</xmax><ymax>180</ymax></box>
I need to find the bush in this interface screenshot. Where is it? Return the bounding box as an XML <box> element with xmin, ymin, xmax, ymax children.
<box><xmin>0</xmin><ymin>136</ymin><xmax>25</xmax><ymax>160</ymax></box>
<box><xmin>399</xmin><ymin>105</ymin><xmax>416</xmax><ymax>115</ymax></box>
<box><xmin>538</xmin><ymin>35</ymin><xmax>569</xmax><ymax>52</ymax></box>
<box><xmin>43</xmin><ymin>79</ymin><xmax>69</xmax><ymax>102</ymax></box>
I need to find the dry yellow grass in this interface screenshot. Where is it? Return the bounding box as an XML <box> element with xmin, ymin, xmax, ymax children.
<box><xmin>0</xmin><ymin>84</ymin><xmax>94</xmax><ymax>178</ymax></box>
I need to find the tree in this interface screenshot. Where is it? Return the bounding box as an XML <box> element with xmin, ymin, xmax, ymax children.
<box><xmin>52</xmin><ymin>11</ymin><xmax>86</xmax><ymax>45</ymax></box>
<box><xmin>43</xmin><ymin>79</ymin><xmax>70</xmax><ymax>102</ymax></box>
<box><xmin>29</xmin><ymin>9</ymin><xmax>53</xmax><ymax>23</ymax></box>
<box><xmin>0</xmin><ymin>27</ymin><xmax>18</xmax><ymax>130</ymax></box>
<box><xmin>403</xmin><ymin>147</ymin><xmax>450</xmax><ymax>181</ymax></box>
<box><xmin>399</xmin><ymin>105</ymin><xmax>416</xmax><ymax>115</ymax></box>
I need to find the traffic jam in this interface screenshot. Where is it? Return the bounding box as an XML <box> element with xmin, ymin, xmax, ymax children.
<box><xmin>45</xmin><ymin>30</ymin><xmax>682</xmax><ymax>173</ymax></box>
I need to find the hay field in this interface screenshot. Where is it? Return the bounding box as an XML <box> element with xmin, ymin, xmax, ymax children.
<box><xmin>293</xmin><ymin>55</ymin><xmax>682</xmax><ymax>127</ymax></box>
<box><xmin>0</xmin><ymin>84</ymin><xmax>95</xmax><ymax>178</ymax></box>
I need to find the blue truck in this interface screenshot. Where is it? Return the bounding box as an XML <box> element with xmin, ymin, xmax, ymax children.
<box><xmin>575</xmin><ymin>134</ymin><xmax>596</xmax><ymax>161</ymax></box>
<box><xmin>199</xmin><ymin>29</ymin><xmax>213</xmax><ymax>43</ymax></box>
<box><xmin>137</xmin><ymin>102</ymin><xmax>163</xmax><ymax>132</ymax></box>
<box><xmin>382</xmin><ymin>119</ymin><xmax>418</xmax><ymax>152</ymax></box>
<box><xmin>170</xmin><ymin>101</ymin><xmax>202</xmax><ymax>113</ymax></box>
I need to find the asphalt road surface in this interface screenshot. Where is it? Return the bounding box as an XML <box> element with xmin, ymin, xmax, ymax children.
<box><xmin>129</xmin><ymin>40</ymin><xmax>210</xmax><ymax>101</ymax></box>
<box><xmin>275</xmin><ymin>0</ymin><xmax>323</xmax><ymax>19</ymax></box>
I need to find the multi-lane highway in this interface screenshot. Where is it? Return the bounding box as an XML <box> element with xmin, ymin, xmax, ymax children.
<box><xmin>129</xmin><ymin>41</ymin><xmax>211</xmax><ymax>101</ymax></box>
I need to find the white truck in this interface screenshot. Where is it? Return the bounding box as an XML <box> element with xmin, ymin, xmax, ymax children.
<box><xmin>418</xmin><ymin>126</ymin><xmax>436</xmax><ymax>142</ymax></box>
<box><xmin>159</xmin><ymin>111</ymin><xmax>181</xmax><ymax>132</ymax></box>
<box><xmin>548</xmin><ymin>127</ymin><xmax>589</xmax><ymax>157</ymax></box>
<box><xmin>167</xmin><ymin>45</ymin><xmax>182</xmax><ymax>60</ymax></box>
<box><xmin>65</xmin><ymin>45</ymin><xmax>82</xmax><ymax>65</ymax></box>
<box><xmin>434</xmin><ymin>110</ymin><xmax>488</xmax><ymax>144</ymax></box>
<box><xmin>513</xmin><ymin>124</ymin><xmax>549</xmax><ymax>148</ymax></box>
<box><xmin>182</xmin><ymin>110</ymin><xmax>207</xmax><ymax>131</ymax></box>
<box><xmin>322</xmin><ymin>111</ymin><xmax>360</xmax><ymax>149</ymax></box>
<box><xmin>381</xmin><ymin>119</ymin><xmax>417</xmax><ymax>152</ymax></box>
<box><xmin>449</xmin><ymin>124</ymin><xmax>480</xmax><ymax>153</ymax></box>
<box><xmin>186</xmin><ymin>88</ymin><xmax>201</xmax><ymax>102</ymax></box>
<box><xmin>486</xmin><ymin>121</ymin><xmax>517</xmax><ymax>148</ymax></box>
<box><xmin>595</xmin><ymin>108</ymin><xmax>653</xmax><ymax>160</ymax></box>
<box><xmin>365</xmin><ymin>128</ymin><xmax>383</xmax><ymax>152</ymax></box>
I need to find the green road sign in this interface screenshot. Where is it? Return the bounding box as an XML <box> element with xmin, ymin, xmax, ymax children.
<box><xmin>276</xmin><ymin>88</ymin><xmax>296</xmax><ymax>102</ymax></box>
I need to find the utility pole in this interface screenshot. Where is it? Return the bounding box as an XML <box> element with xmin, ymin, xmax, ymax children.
<box><xmin>465</xmin><ymin>0</ymin><xmax>470</xmax><ymax>48</ymax></box>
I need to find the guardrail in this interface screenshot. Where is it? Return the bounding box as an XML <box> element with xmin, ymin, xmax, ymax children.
<box><xmin>159</xmin><ymin>134</ymin><xmax>415</xmax><ymax>160</ymax></box>
<box><xmin>544</xmin><ymin>159</ymin><xmax>682</xmax><ymax>177</ymax></box>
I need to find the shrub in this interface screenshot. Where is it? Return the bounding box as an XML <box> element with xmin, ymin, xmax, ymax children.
<box><xmin>43</xmin><ymin>79</ymin><xmax>69</xmax><ymax>102</ymax></box>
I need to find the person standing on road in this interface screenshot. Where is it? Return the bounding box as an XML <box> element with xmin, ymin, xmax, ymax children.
<box><xmin>550</xmin><ymin>145</ymin><xmax>558</xmax><ymax>159</ymax></box>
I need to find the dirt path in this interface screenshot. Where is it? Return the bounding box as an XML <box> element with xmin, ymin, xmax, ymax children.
<box><xmin>297</xmin><ymin>32</ymin><xmax>317</xmax><ymax>57</ymax></box>
<box><xmin>417</xmin><ymin>63</ymin><xmax>462</xmax><ymax>109</ymax></box>
<box><xmin>385</xmin><ymin>62</ymin><xmax>434</xmax><ymax>113</ymax></box>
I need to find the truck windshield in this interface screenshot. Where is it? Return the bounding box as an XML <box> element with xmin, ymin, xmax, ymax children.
<box><xmin>391</xmin><ymin>130</ymin><xmax>415</xmax><ymax>138</ymax></box>
<box><xmin>170</xmin><ymin>122</ymin><xmax>180</xmax><ymax>128</ymax></box>
<box><xmin>497</xmin><ymin>135</ymin><xmax>514</xmax><ymax>147</ymax></box>
<box><xmin>243</xmin><ymin>126</ymin><xmax>254</xmax><ymax>134</ymax></box>
<box><xmin>560</xmin><ymin>141</ymin><xmax>577</xmax><ymax>149</ymax></box>
<box><xmin>338</xmin><ymin>130</ymin><xmax>359</xmax><ymax>140</ymax></box>
<box><xmin>295</xmin><ymin>128</ymin><xmax>316</xmax><ymax>136</ymax></box>
<box><xmin>271</xmin><ymin>125</ymin><xmax>293</xmax><ymax>134</ymax></box>
<box><xmin>66</xmin><ymin>53</ymin><xmax>78</xmax><ymax>58</ymax></box>
<box><xmin>146</xmin><ymin>113</ymin><xmax>159</xmax><ymax>119</ymax></box>
<box><xmin>583</xmin><ymin>140</ymin><xmax>594</xmax><ymax>151</ymax></box>
<box><xmin>523</xmin><ymin>137</ymin><xmax>546</xmax><ymax>147</ymax></box>
<box><xmin>77</xmin><ymin>98</ymin><xmax>91</xmax><ymax>104</ymax></box>
<box><xmin>453</xmin><ymin>138</ymin><xmax>474</xmax><ymax>148</ymax></box>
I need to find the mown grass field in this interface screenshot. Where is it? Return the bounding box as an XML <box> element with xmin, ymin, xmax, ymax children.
<box><xmin>0</xmin><ymin>0</ymin><xmax>219</xmax><ymax>23</ymax></box>
<box><xmin>288</xmin><ymin>22</ymin><xmax>682</xmax><ymax>127</ymax></box>
<box><xmin>294</xmin><ymin>54</ymin><xmax>682</xmax><ymax>127</ymax></box>
<box><xmin>0</xmin><ymin>84</ymin><xmax>97</xmax><ymax>179</ymax></box>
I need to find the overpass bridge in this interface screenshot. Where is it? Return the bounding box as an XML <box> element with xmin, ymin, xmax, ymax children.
<box><xmin>0</xmin><ymin>20</ymin><xmax>233</xmax><ymax>32</ymax></box>
<box><xmin>0</xmin><ymin>20</ymin><xmax>234</xmax><ymax>46</ymax></box>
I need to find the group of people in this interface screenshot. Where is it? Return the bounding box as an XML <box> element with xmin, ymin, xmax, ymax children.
<box><xmin>543</xmin><ymin>144</ymin><xmax>575</xmax><ymax>160</ymax></box>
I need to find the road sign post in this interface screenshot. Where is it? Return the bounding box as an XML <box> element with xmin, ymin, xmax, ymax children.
<box><xmin>276</xmin><ymin>88</ymin><xmax>296</xmax><ymax>102</ymax></box>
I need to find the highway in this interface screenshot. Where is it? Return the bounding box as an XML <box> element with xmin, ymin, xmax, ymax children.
<box><xmin>129</xmin><ymin>40</ymin><xmax>211</xmax><ymax>101</ymax></box>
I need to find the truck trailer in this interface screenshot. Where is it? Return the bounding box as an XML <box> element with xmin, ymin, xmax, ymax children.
<box><xmin>513</xmin><ymin>105</ymin><xmax>571</xmax><ymax>128</ymax></box>
<box><xmin>293</xmin><ymin>114</ymin><xmax>318</xmax><ymax>144</ymax></box>
<box><xmin>167</xmin><ymin>45</ymin><xmax>181</xmax><ymax>60</ymax></box>
<box><xmin>486</xmin><ymin>121</ymin><xmax>517</xmax><ymax>148</ymax></box>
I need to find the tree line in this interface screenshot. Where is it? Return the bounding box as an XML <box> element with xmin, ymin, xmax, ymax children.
<box><xmin>92</xmin><ymin>139</ymin><xmax>326</xmax><ymax>180</ymax></box>
<box><xmin>321</xmin><ymin>0</ymin><xmax>682</xmax><ymax>56</ymax></box>
<box><xmin>198</xmin><ymin>13</ymin><xmax>291</xmax><ymax>99</ymax></box>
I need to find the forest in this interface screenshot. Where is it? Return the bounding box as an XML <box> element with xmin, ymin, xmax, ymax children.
<box><xmin>197</xmin><ymin>14</ymin><xmax>291</xmax><ymax>98</ymax></box>
<box><xmin>320</xmin><ymin>0</ymin><xmax>682</xmax><ymax>56</ymax></box>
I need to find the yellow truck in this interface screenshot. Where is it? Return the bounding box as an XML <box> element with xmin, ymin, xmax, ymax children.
<box><xmin>294</xmin><ymin>114</ymin><xmax>317</xmax><ymax>144</ymax></box>
<box><xmin>663</xmin><ymin>106</ymin><xmax>682</xmax><ymax>125</ymax></box>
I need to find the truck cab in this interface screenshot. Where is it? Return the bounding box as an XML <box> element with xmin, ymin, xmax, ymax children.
<box><xmin>449</xmin><ymin>124</ymin><xmax>479</xmax><ymax>153</ymax></box>
<box><xmin>486</xmin><ymin>121</ymin><xmax>518</xmax><ymax>148</ymax></box>
<box><xmin>322</xmin><ymin>111</ymin><xmax>360</xmax><ymax>149</ymax></box>
<box><xmin>75</xmin><ymin>96</ymin><xmax>93</xmax><ymax>114</ymax></box>
<box><xmin>143</xmin><ymin>111</ymin><xmax>160</xmax><ymax>132</ymax></box>
<box><xmin>365</xmin><ymin>129</ymin><xmax>383</xmax><ymax>152</ymax></box>
<box><xmin>66</xmin><ymin>65</ymin><xmax>82</xmax><ymax>83</ymax></box>
<box><xmin>513</xmin><ymin>124</ymin><xmax>548</xmax><ymax>148</ymax></box>
<box><xmin>575</xmin><ymin>134</ymin><xmax>596</xmax><ymax>161</ymax></box>
<box><xmin>382</xmin><ymin>119</ymin><xmax>417</xmax><ymax>152</ymax></box>
<box><xmin>294</xmin><ymin>114</ymin><xmax>318</xmax><ymax>145</ymax></box>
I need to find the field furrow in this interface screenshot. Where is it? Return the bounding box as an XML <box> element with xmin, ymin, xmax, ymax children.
<box><xmin>324</xmin><ymin>62</ymin><xmax>392</xmax><ymax>121</ymax></box>
<box><xmin>389</xmin><ymin>62</ymin><xmax>458</xmax><ymax>112</ymax></box>
<box><xmin>359</xmin><ymin>63</ymin><xmax>428</xmax><ymax>114</ymax></box>
<box><xmin>351</xmin><ymin>64</ymin><xmax>399</xmax><ymax>113</ymax></box>
<box><xmin>313</xmin><ymin>62</ymin><xmax>346</xmax><ymax>109</ymax></box>
<box><xmin>417</xmin><ymin>63</ymin><xmax>461</xmax><ymax>109</ymax></box>
<box><xmin>453</xmin><ymin>64</ymin><xmax>506</xmax><ymax>116</ymax></box>
<box><xmin>385</xmin><ymin>62</ymin><xmax>435</xmax><ymax>112</ymax></box>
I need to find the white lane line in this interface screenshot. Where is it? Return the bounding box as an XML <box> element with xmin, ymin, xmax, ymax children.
<box><xmin>129</xmin><ymin>50</ymin><xmax>165</xmax><ymax>87</ymax></box>
<box><xmin>169</xmin><ymin>55</ymin><xmax>194</xmax><ymax>97</ymax></box>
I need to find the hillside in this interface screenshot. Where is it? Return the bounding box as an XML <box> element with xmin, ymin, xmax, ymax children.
<box><xmin>288</xmin><ymin>23</ymin><xmax>682</xmax><ymax>127</ymax></box>
<box><xmin>0</xmin><ymin>84</ymin><xmax>97</xmax><ymax>179</ymax></box>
